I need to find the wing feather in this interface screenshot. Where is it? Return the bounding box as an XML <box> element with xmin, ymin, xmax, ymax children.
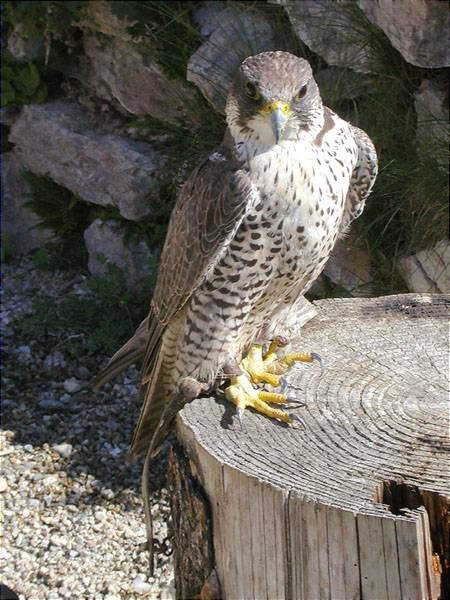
<box><xmin>140</xmin><ymin>153</ymin><xmax>255</xmax><ymax>382</ymax></box>
<box><xmin>126</xmin><ymin>152</ymin><xmax>255</xmax><ymax>458</ymax></box>
<box><xmin>341</xmin><ymin>125</ymin><xmax>378</xmax><ymax>234</ymax></box>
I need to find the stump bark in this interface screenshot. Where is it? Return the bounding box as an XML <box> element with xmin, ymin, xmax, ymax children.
<box><xmin>169</xmin><ymin>294</ymin><xmax>449</xmax><ymax>600</ymax></box>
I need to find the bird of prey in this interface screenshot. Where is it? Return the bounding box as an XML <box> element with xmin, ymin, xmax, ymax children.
<box><xmin>97</xmin><ymin>49</ymin><xmax>377</xmax><ymax>468</ymax></box>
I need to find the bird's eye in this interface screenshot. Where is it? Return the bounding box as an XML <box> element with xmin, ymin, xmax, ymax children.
<box><xmin>295</xmin><ymin>85</ymin><xmax>307</xmax><ymax>101</ymax></box>
<box><xmin>245</xmin><ymin>81</ymin><xmax>261</xmax><ymax>101</ymax></box>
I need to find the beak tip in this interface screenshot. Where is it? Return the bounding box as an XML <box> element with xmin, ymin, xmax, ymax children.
<box><xmin>271</xmin><ymin>108</ymin><xmax>288</xmax><ymax>143</ymax></box>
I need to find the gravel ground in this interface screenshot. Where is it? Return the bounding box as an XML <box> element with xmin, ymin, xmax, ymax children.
<box><xmin>1</xmin><ymin>258</ymin><xmax>174</xmax><ymax>600</ymax></box>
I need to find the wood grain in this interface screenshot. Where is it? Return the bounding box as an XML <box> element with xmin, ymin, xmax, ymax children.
<box><xmin>175</xmin><ymin>293</ymin><xmax>450</xmax><ymax>599</ymax></box>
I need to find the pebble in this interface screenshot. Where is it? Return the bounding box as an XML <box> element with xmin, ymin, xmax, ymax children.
<box><xmin>16</xmin><ymin>345</ymin><xmax>32</xmax><ymax>363</ymax></box>
<box><xmin>50</xmin><ymin>534</ymin><xmax>67</xmax><ymax>547</ymax></box>
<box><xmin>44</xmin><ymin>351</ymin><xmax>66</xmax><ymax>369</ymax></box>
<box><xmin>38</xmin><ymin>397</ymin><xmax>64</xmax><ymax>412</ymax></box>
<box><xmin>3</xmin><ymin>257</ymin><xmax>173</xmax><ymax>600</ymax></box>
<box><xmin>63</xmin><ymin>378</ymin><xmax>83</xmax><ymax>394</ymax></box>
<box><xmin>52</xmin><ymin>443</ymin><xmax>73</xmax><ymax>459</ymax></box>
<box><xmin>130</xmin><ymin>576</ymin><xmax>153</xmax><ymax>595</ymax></box>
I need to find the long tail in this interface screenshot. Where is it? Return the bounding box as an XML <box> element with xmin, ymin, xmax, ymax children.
<box><xmin>93</xmin><ymin>317</ymin><xmax>149</xmax><ymax>388</ymax></box>
<box><xmin>127</xmin><ymin>350</ymin><xmax>172</xmax><ymax>460</ymax></box>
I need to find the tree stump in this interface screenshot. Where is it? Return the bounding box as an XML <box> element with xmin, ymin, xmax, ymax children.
<box><xmin>168</xmin><ymin>294</ymin><xmax>449</xmax><ymax>600</ymax></box>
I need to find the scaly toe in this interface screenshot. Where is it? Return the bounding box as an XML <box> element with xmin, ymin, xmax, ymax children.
<box><xmin>257</xmin><ymin>390</ymin><xmax>288</xmax><ymax>404</ymax></box>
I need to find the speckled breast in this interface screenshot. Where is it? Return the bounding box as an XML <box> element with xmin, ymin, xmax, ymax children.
<box><xmin>238</xmin><ymin>141</ymin><xmax>353</xmax><ymax>303</ymax></box>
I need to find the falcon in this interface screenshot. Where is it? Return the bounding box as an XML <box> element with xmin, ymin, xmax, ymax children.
<box><xmin>96</xmin><ymin>49</ymin><xmax>377</xmax><ymax>478</ymax></box>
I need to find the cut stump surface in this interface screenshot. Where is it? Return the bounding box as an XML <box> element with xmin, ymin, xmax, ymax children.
<box><xmin>174</xmin><ymin>294</ymin><xmax>450</xmax><ymax>600</ymax></box>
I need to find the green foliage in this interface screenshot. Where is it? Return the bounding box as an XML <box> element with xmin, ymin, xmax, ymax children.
<box><xmin>22</xmin><ymin>172</ymin><xmax>163</xmax><ymax>275</ymax></box>
<box><xmin>1</xmin><ymin>50</ymin><xmax>48</xmax><ymax>106</ymax></box>
<box><xmin>31</xmin><ymin>246</ymin><xmax>56</xmax><ymax>270</ymax></box>
<box><xmin>1</xmin><ymin>232</ymin><xmax>14</xmax><ymax>263</ymax></box>
<box><xmin>110</xmin><ymin>1</ymin><xmax>202</xmax><ymax>80</ymax></box>
<box><xmin>3</xmin><ymin>1</ymin><xmax>87</xmax><ymax>38</ymax></box>
<box><xmin>128</xmin><ymin>106</ymin><xmax>225</xmax><ymax>248</ymax></box>
<box><xmin>23</xmin><ymin>172</ymin><xmax>92</xmax><ymax>269</ymax></box>
<box><xmin>18</xmin><ymin>262</ymin><xmax>152</xmax><ymax>356</ymax></box>
<box><xmin>3</xmin><ymin>1</ymin><xmax>88</xmax><ymax>104</ymax></box>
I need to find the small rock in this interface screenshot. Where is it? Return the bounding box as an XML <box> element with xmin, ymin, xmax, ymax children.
<box><xmin>43</xmin><ymin>351</ymin><xmax>66</xmax><ymax>369</ymax></box>
<box><xmin>38</xmin><ymin>397</ymin><xmax>64</xmax><ymax>412</ymax></box>
<box><xmin>15</xmin><ymin>345</ymin><xmax>32</xmax><ymax>364</ymax></box>
<box><xmin>94</xmin><ymin>510</ymin><xmax>107</xmax><ymax>522</ymax></box>
<box><xmin>63</xmin><ymin>378</ymin><xmax>83</xmax><ymax>394</ymax></box>
<box><xmin>100</xmin><ymin>488</ymin><xmax>115</xmax><ymax>500</ymax></box>
<box><xmin>0</xmin><ymin>476</ymin><xmax>8</xmax><ymax>492</ymax></box>
<box><xmin>52</xmin><ymin>443</ymin><xmax>73</xmax><ymax>459</ymax></box>
<box><xmin>50</xmin><ymin>534</ymin><xmax>67</xmax><ymax>547</ymax></box>
<box><xmin>75</xmin><ymin>366</ymin><xmax>91</xmax><ymax>379</ymax></box>
<box><xmin>130</xmin><ymin>576</ymin><xmax>152</xmax><ymax>595</ymax></box>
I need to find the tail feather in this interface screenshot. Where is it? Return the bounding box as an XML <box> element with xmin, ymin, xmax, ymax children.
<box><xmin>93</xmin><ymin>317</ymin><xmax>149</xmax><ymax>388</ymax></box>
<box><xmin>128</xmin><ymin>345</ymin><xmax>171</xmax><ymax>460</ymax></box>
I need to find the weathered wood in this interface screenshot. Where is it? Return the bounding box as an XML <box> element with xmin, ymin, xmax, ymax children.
<box><xmin>173</xmin><ymin>294</ymin><xmax>449</xmax><ymax>599</ymax></box>
<box><xmin>166</xmin><ymin>444</ymin><xmax>216</xmax><ymax>599</ymax></box>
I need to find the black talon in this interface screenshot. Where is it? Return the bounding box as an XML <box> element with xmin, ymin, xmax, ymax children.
<box><xmin>287</xmin><ymin>398</ymin><xmax>306</xmax><ymax>408</ymax></box>
<box><xmin>288</xmin><ymin>413</ymin><xmax>305</xmax><ymax>427</ymax></box>
<box><xmin>311</xmin><ymin>352</ymin><xmax>325</xmax><ymax>373</ymax></box>
<box><xmin>278</xmin><ymin>376</ymin><xmax>288</xmax><ymax>394</ymax></box>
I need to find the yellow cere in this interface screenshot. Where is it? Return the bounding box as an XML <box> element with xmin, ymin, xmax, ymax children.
<box><xmin>259</xmin><ymin>100</ymin><xmax>292</xmax><ymax>116</ymax></box>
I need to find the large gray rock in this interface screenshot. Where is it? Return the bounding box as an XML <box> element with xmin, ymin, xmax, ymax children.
<box><xmin>9</xmin><ymin>101</ymin><xmax>163</xmax><ymax>221</ymax></box>
<box><xmin>192</xmin><ymin>1</ymin><xmax>228</xmax><ymax>37</ymax></box>
<box><xmin>2</xmin><ymin>152</ymin><xmax>52</xmax><ymax>254</ymax></box>
<box><xmin>82</xmin><ymin>33</ymin><xmax>193</xmax><ymax>122</ymax></box>
<box><xmin>79</xmin><ymin>0</ymin><xmax>135</xmax><ymax>40</ymax></box>
<box><xmin>84</xmin><ymin>219</ymin><xmax>153</xmax><ymax>290</ymax></box>
<box><xmin>78</xmin><ymin>2</ymin><xmax>194</xmax><ymax>123</ymax></box>
<box><xmin>359</xmin><ymin>0</ymin><xmax>450</xmax><ymax>69</ymax></box>
<box><xmin>188</xmin><ymin>5</ymin><xmax>278</xmax><ymax>113</ymax></box>
<box><xmin>271</xmin><ymin>0</ymin><xmax>371</xmax><ymax>73</ymax></box>
<box><xmin>398</xmin><ymin>241</ymin><xmax>450</xmax><ymax>294</ymax></box>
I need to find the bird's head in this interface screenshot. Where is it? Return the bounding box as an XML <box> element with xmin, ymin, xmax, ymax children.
<box><xmin>226</xmin><ymin>51</ymin><xmax>324</xmax><ymax>151</ymax></box>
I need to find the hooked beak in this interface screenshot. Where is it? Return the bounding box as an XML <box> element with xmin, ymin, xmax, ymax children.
<box><xmin>260</xmin><ymin>100</ymin><xmax>292</xmax><ymax>143</ymax></box>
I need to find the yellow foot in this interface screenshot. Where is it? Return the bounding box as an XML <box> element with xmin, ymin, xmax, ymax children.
<box><xmin>241</xmin><ymin>341</ymin><xmax>321</xmax><ymax>387</ymax></box>
<box><xmin>225</xmin><ymin>340</ymin><xmax>322</xmax><ymax>425</ymax></box>
<box><xmin>224</xmin><ymin>373</ymin><xmax>303</xmax><ymax>426</ymax></box>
